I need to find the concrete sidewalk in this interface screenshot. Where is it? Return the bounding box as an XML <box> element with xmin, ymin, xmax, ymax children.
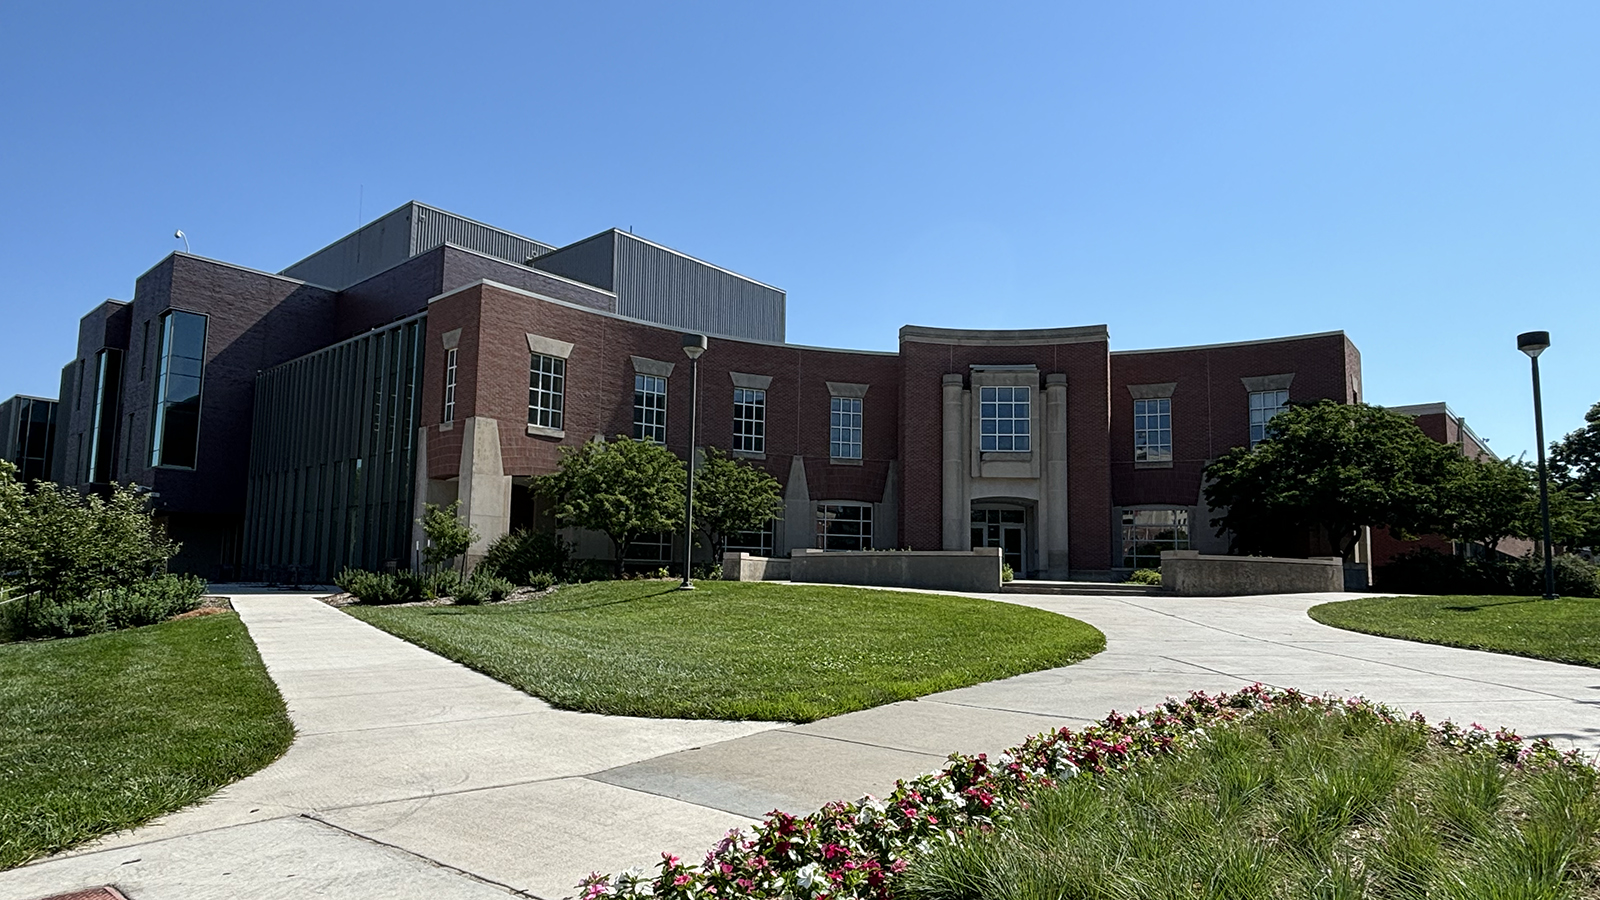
<box><xmin>4</xmin><ymin>588</ymin><xmax>1598</xmax><ymax>900</ymax></box>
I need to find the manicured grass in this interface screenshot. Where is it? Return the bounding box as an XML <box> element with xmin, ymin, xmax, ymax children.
<box><xmin>904</xmin><ymin>704</ymin><xmax>1600</xmax><ymax>899</ymax></box>
<box><xmin>346</xmin><ymin>580</ymin><xmax>1104</xmax><ymax>722</ymax></box>
<box><xmin>0</xmin><ymin>613</ymin><xmax>294</xmax><ymax>870</ymax></box>
<box><xmin>1309</xmin><ymin>594</ymin><xmax>1600</xmax><ymax>668</ymax></box>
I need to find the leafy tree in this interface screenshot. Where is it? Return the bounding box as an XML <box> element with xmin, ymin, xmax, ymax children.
<box><xmin>692</xmin><ymin>447</ymin><xmax>784</xmax><ymax>563</ymax></box>
<box><xmin>1550</xmin><ymin>400</ymin><xmax>1600</xmax><ymax>499</ymax></box>
<box><xmin>534</xmin><ymin>436</ymin><xmax>686</xmax><ymax>576</ymax></box>
<box><xmin>1438</xmin><ymin>454</ymin><xmax>1536</xmax><ymax>555</ymax></box>
<box><xmin>1204</xmin><ymin>401</ymin><xmax>1460</xmax><ymax>561</ymax></box>
<box><xmin>419</xmin><ymin>500</ymin><xmax>479</xmax><ymax>575</ymax></box>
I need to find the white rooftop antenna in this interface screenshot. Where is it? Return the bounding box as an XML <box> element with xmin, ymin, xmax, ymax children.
<box><xmin>174</xmin><ymin>230</ymin><xmax>190</xmax><ymax>253</ymax></box>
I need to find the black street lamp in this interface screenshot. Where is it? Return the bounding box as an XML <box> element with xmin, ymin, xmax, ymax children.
<box><xmin>1517</xmin><ymin>330</ymin><xmax>1557</xmax><ymax>600</ymax></box>
<box><xmin>680</xmin><ymin>333</ymin><xmax>708</xmax><ymax>590</ymax></box>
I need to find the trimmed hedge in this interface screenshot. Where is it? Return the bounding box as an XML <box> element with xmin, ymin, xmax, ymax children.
<box><xmin>1376</xmin><ymin>548</ymin><xmax>1599</xmax><ymax>597</ymax></box>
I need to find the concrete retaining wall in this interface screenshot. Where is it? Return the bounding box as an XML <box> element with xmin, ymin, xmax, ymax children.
<box><xmin>721</xmin><ymin>553</ymin><xmax>791</xmax><ymax>581</ymax></box>
<box><xmin>787</xmin><ymin>547</ymin><xmax>1003</xmax><ymax>592</ymax></box>
<box><xmin>1161</xmin><ymin>550</ymin><xmax>1344</xmax><ymax>596</ymax></box>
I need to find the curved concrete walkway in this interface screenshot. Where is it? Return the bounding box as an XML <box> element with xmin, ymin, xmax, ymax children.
<box><xmin>3</xmin><ymin>588</ymin><xmax>1597</xmax><ymax>900</ymax></box>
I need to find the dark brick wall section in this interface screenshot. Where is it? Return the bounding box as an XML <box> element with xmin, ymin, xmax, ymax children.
<box><xmin>425</xmin><ymin>284</ymin><xmax>899</xmax><ymax>507</ymax></box>
<box><xmin>335</xmin><ymin>248</ymin><xmax>445</xmax><ymax>339</ymax></box>
<box><xmin>441</xmin><ymin>248</ymin><xmax>615</xmax><ymax>313</ymax></box>
<box><xmin>121</xmin><ymin>255</ymin><xmax>338</xmax><ymax>518</ymax></box>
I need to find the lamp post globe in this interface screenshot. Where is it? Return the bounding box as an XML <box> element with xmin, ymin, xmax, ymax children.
<box><xmin>1517</xmin><ymin>330</ymin><xmax>1557</xmax><ymax>600</ymax></box>
<box><xmin>679</xmin><ymin>334</ymin><xmax>708</xmax><ymax>590</ymax></box>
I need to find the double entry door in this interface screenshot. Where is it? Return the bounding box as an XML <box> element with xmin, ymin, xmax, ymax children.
<box><xmin>972</xmin><ymin>506</ymin><xmax>1025</xmax><ymax>574</ymax></box>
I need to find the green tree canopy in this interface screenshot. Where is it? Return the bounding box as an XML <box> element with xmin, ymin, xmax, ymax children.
<box><xmin>1437</xmin><ymin>454</ymin><xmax>1535</xmax><ymax>555</ymax></box>
<box><xmin>1203</xmin><ymin>401</ymin><xmax>1461</xmax><ymax>561</ymax></box>
<box><xmin>693</xmin><ymin>447</ymin><xmax>784</xmax><ymax>563</ymax></box>
<box><xmin>1551</xmin><ymin>400</ymin><xmax>1600</xmax><ymax>499</ymax></box>
<box><xmin>534</xmin><ymin>436</ymin><xmax>686</xmax><ymax>575</ymax></box>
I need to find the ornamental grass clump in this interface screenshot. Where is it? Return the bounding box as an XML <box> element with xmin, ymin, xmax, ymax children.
<box><xmin>578</xmin><ymin>686</ymin><xmax>1598</xmax><ymax>900</ymax></box>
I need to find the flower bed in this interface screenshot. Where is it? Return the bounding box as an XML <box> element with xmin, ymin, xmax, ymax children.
<box><xmin>578</xmin><ymin>684</ymin><xmax>1593</xmax><ymax>899</ymax></box>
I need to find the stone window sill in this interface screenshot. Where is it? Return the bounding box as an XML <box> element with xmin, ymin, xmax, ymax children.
<box><xmin>829</xmin><ymin>456</ymin><xmax>863</xmax><ymax>466</ymax></box>
<box><xmin>527</xmin><ymin>424</ymin><xmax>566</xmax><ymax>439</ymax></box>
<box><xmin>733</xmin><ymin>449</ymin><xmax>767</xmax><ymax>461</ymax></box>
<box><xmin>439</xmin><ymin>421</ymin><xmax>454</xmax><ymax>432</ymax></box>
<box><xmin>1134</xmin><ymin>459</ymin><xmax>1174</xmax><ymax>469</ymax></box>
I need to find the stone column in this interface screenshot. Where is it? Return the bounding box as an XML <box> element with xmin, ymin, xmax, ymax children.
<box><xmin>942</xmin><ymin>374</ymin><xmax>967</xmax><ymax>550</ymax></box>
<box><xmin>1044</xmin><ymin>374</ymin><xmax>1070</xmax><ymax>577</ymax></box>
<box><xmin>457</xmin><ymin>416</ymin><xmax>510</xmax><ymax>571</ymax></box>
<box><xmin>782</xmin><ymin>455</ymin><xmax>811</xmax><ymax>556</ymax></box>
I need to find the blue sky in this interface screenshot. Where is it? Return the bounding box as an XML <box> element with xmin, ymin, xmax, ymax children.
<box><xmin>1</xmin><ymin>2</ymin><xmax>1594</xmax><ymax>459</ymax></box>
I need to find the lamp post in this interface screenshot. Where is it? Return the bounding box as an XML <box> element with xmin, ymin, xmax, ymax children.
<box><xmin>1517</xmin><ymin>330</ymin><xmax>1557</xmax><ymax>600</ymax></box>
<box><xmin>680</xmin><ymin>333</ymin><xmax>708</xmax><ymax>590</ymax></box>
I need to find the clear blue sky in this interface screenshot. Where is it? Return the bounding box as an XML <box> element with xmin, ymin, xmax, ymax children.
<box><xmin>2</xmin><ymin>2</ymin><xmax>1595</xmax><ymax>459</ymax></box>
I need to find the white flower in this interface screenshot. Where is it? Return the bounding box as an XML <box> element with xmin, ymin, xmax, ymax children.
<box><xmin>796</xmin><ymin>863</ymin><xmax>822</xmax><ymax>889</ymax></box>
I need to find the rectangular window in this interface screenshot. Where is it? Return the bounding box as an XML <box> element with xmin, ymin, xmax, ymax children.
<box><xmin>979</xmin><ymin>386</ymin><xmax>1030</xmax><ymax>452</ymax></box>
<box><xmin>830</xmin><ymin>396</ymin><xmax>862</xmax><ymax>459</ymax></box>
<box><xmin>816</xmin><ymin>502</ymin><xmax>872</xmax><ymax>551</ymax></box>
<box><xmin>1121</xmin><ymin>508</ymin><xmax>1190</xmax><ymax>569</ymax></box>
<box><xmin>89</xmin><ymin>349</ymin><xmax>123</xmax><ymax>483</ymax></box>
<box><xmin>1249</xmin><ymin>389</ymin><xmax>1289</xmax><ymax>447</ymax></box>
<box><xmin>150</xmin><ymin>310</ymin><xmax>207</xmax><ymax>469</ymax></box>
<box><xmin>634</xmin><ymin>374</ymin><xmax>667</xmax><ymax>443</ymax></box>
<box><xmin>443</xmin><ymin>348</ymin><xmax>457</xmax><ymax>424</ymax></box>
<box><xmin>625</xmin><ymin>532</ymin><xmax>672</xmax><ymax>563</ymax></box>
<box><xmin>727</xmin><ymin>519</ymin><xmax>776</xmax><ymax>557</ymax></box>
<box><xmin>733</xmin><ymin>388</ymin><xmax>765</xmax><ymax>453</ymax></box>
<box><xmin>1134</xmin><ymin>397</ymin><xmax>1172</xmax><ymax>462</ymax></box>
<box><xmin>528</xmin><ymin>353</ymin><xmax>565</xmax><ymax>430</ymax></box>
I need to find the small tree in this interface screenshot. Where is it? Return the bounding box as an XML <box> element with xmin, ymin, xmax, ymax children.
<box><xmin>1204</xmin><ymin>401</ymin><xmax>1460</xmax><ymax>561</ymax></box>
<box><xmin>1438</xmin><ymin>454</ymin><xmax>1536</xmax><ymax>556</ymax></box>
<box><xmin>419</xmin><ymin>500</ymin><xmax>478</xmax><ymax>575</ymax></box>
<box><xmin>1550</xmin><ymin>400</ymin><xmax>1600</xmax><ymax>500</ymax></box>
<box><xmin>693</xmin><ymin>447</ymin><xmax>784</xmax><ymax>563</ymax></box>
<box><xmin>535</xmin><ymin>437</ymin><xmax>685</xmax><ymax>576</ymax></box>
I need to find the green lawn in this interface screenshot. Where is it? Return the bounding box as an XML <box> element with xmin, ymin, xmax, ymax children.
<box><xmin>346</xmin><ymin>580</ymin><xmax>1104</xmax><ymax>721</ymax></box>
<box><xmin>0</xmin><ymin>612</ymin><xmax>294</xmax><ymax>870</ymax></box>
<box><xmin>904</xmin><ymin>704</ymin><xmax>1600</xmax><ymax>899</ymax></box>
<box><xmin>1309</xmin><ymin>594</ymin><xmax>1600</xmax><ymax>668</ymax></box>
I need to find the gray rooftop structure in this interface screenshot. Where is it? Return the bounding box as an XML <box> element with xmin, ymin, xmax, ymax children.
<box><xmin>532</xmin><ymin>229</ymin><xmax>785</xmax><ymax>343</ymax></box>
<box><xmin>280</xmin><ymin>202</ymin><xmax>559</xmax><ymax>291</ymax></box>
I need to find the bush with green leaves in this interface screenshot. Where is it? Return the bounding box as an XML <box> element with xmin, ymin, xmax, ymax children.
<box><xmin>0</xmin><ymin>462</ymin><xmax>177</xmax><ymax>601</ymax></box>
<box><xmin>535</xmin><ymin>436</ymin><xmax>685</xmax><ymax>577</ymax></box>
<box><xmin>6</xmin><ymin>574</ymin><xmax>206</xmax><ymax>640</ymax></box>
<box><xmin>335</xmin><ymin>568</ymin><xmax>407</xmax><ymax>605</ymax></box>
<box><xmin>1000</xmin><ymin>563</ymin><xmax>1015</xmax><ymax>583</ymax></box>
<box><xmin>1376</xmin><ymin>548</ymin><xmax>1599</xmax><ymax>598</ymax></box>
<box><xmin>477</xmin><ymin>528</ymin><xmax>571</xmax><ymax>584</ymax></box>
<box><xmin>527</xmin><ymin>572</ymin><xmax>557</xmax><ymax>592</ymax></box>
<box><xmin>426</xmin><ymin>568</ymin><xmax>464</xmax><ymax>599</ymax></box>
<box><xmin>419</xmin><ymin>500</ymin><xmax>479</xmax><ymax>574</ymax></box>
<box><xmin>1126</xmin><ymin>568</ymin><xmax>1162</xmax><ymax>585</ymax></box>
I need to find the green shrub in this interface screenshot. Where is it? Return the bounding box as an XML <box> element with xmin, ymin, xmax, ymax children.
<box><xmin>477</xmin><ymin>529</ymin><xmax>571</xmax><ymax>584</ymax></box>
<box><xmin>393</xmin><ymin>570</ymin><xmax>431</xmax><ymax>603</ymax></box>
<box><xmin>1376</xmin><ymin>549</ymin><xmax>1599</xmax><ymax>598</ymax></box>
<box><xmin>1126</xmin><ymin>568</ymin><xmax>1163</xmax><ymax>585</ymax></box>
<box><xmin>426</xmin><ymin>569</ymin><xmax>464</xmax><ymax>599</ymax></box>
<box><xmin>567</xmin><ymin>559</ymin><xmax>615</xmax><ymax>583</ymax></box>
<box><xmin>335</xmin><ymin>569</ymin><xmax>407</xmax><ymax>605</ymax></box>
<box><xmin>527</xmin><ymin>572</ymin><xmax>557</xmax><ymax>592</ymax></box>
<box><xmin>1001</xmin><ymin>563</ymin><xmax>1015</xmax><ymax>583</ymax></box>
<box><xmin>477</xmin><ymin>573</ymin><xmax>515</xmax><ymax>602</ymax></box>
<box><xmin>5</xmin><ymin>574</ymin><xmax>206</xmax><ymax>640</ymax></box>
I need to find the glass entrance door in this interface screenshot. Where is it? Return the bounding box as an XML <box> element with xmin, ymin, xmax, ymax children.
<box><xmin>971</xmin><ymin>507</ymin><xmax>1026</xmax><ymax>574</ymax></box>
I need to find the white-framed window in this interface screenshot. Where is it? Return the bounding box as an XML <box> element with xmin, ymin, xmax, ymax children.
<box><xmin>830</xmin><ymin>396</ymin><xmax>862</xmax><ymax>459</ymax></box>
<box><xmin>634</xmin><ymin>374</ymin><xmax>667</xmax><ymax>443</ymax></box>
<box><xmin>733</xmin><ymin>388</ymin><xmax>765</xmax><ymax>453</ymax></box>
<box><xmin>1134</xmin><ymin>397</ymin><xmax>1172</xmax><ymax>462</ymax></box>
<box><xmin>1121</xmin><ymin>508</ymin><xmax>1190</xmax><ymax>568</ymax></box>
<box><xmin>727</xmin><ymin>519</ymin><xmax>776</xmax><ymax>557</ymax></box>
<box><xmin>528</xmin><ymin>353</ymin><xmax>565</xmax><ymax>430</ymax></box>
<box><xmin>443</xmin><ymin>348</ymin><xmax>457</xmax><ymax>424</ymax></box>
<box><xmin>625</xmin><ymin>531</ymin><xmax>672</xmax><ymax>563</ymax></box>
<box><xmin>816</xmin><ymin>502</ymin><xmax>872</xmax><ymax>551</ymax></box>
<box><xmin>979</xmin><ymin>386</ymin><xmax>1030</xmax><ymax>452</ymax></box>
<box><xmin>1249</xmin><ymin>389</ymin><xmax>1289</xmax><ymax>447</ymax></box>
